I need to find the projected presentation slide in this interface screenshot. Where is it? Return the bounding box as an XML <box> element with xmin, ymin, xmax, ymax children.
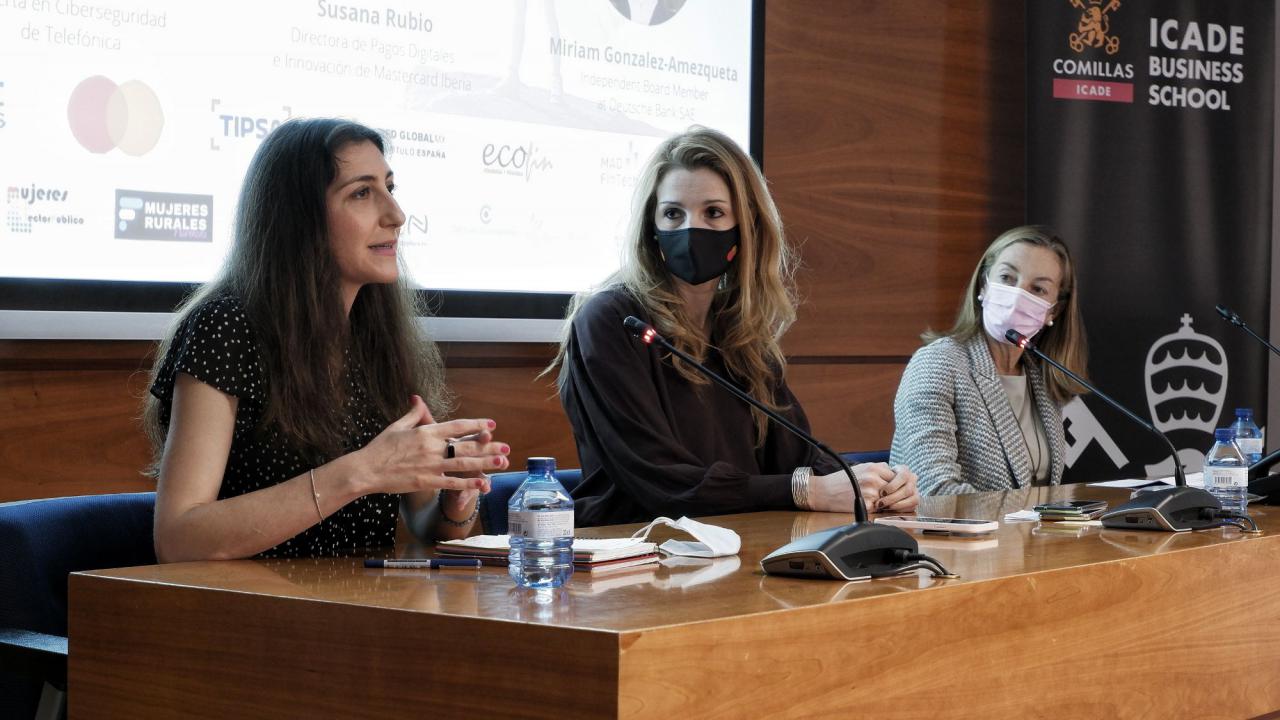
<box><xmin>0</xmin><ymin>0</ymin><xmax>753</xmax><ymax>294</ymax></box>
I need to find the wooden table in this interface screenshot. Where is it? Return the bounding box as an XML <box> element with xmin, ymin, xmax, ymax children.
<box><xmin>69</xmin><ymin>485</ymin><xmax>1280</xmax><ymax>718</ymax></box>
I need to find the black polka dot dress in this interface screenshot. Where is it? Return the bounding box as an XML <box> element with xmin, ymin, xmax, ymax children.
<box><xmin>150</xmin><ymin>294</ymin><xmax>397</xmax><ymax>558</ymax></box>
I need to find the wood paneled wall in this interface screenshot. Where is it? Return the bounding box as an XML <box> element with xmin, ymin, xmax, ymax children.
<box><xmin>0</xmin><ymin>1</ymin><xmax>1025</xmax><ymax>503</ymax></box>
<box><xmin>764</xmin><ymin>0</ymin><xmax>1026</xmax><ymax>453</ymax></box>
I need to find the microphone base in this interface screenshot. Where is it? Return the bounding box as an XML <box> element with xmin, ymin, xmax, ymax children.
<box><xmin>760</xmin><ymin>522</ymin><xmax>919</xmax><ymax>581</ymax></box>
<box><xmin>1249</xmin><ymin>474</ymin><xmax>1280</xmax><ymax>504</ymax></box>
<box><xmin>1100</xmin><ymin>487</ymin><xmax>1222</xmax><ymax>532</ymax></box>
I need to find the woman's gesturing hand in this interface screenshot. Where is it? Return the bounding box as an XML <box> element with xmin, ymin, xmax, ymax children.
<box><xmin>353</xmin><ymin>395</ymin><xmax>509</xmax><ymax>495</ymax></box>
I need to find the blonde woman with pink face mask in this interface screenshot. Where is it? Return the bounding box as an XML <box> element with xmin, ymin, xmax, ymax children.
<box><xmin>890</xmin><ymin>226</ymin><xmax>1091</xmax><ymax>495</ymax></box>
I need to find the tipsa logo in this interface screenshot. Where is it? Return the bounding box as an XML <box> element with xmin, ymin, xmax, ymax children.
<box><xmin>1069</xmin><ymin>0</ymin><xmax>1121</xmax><ymax>55</ymax></box>
<box><xmin>481</xmin><ymin>142</ymin><xmax>553</xmax><ymax>182</ymax></box>
<box><xmin>67</xmin><ymin>76</ymin><xmax>164</xmax><ymax>155</ymax></box>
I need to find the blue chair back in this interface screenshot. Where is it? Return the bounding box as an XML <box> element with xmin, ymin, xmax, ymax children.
<box><xmin>479</xmin><ymin>470</ymin><xmax>582</xmax><ymax>534</ymax></box>
<box><xmin>0</xmin><ymin>492</ymin><xmax>156</xmax><ymax>717</ymax></box>
<box><xmin>840</xmin><ymin>450</ymin><xmax>891</xmax><ymax>465</ymax></box>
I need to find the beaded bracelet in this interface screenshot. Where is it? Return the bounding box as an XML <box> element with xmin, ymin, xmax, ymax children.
<box><xmin>439</xmin><ymin>489</ymin><xmax>481</xmax><ymax>527</ymax></box>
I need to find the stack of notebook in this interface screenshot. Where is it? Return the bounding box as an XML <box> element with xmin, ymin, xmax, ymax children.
<box><xmin>1033</xmin><ymin>500</ymin><xmax>1108</xmax><ymax>522</ymax></box>
<box><xmin>436</xmin><ymin>535</ymin><xmax>660</xmax><ymax>573</ymax></box>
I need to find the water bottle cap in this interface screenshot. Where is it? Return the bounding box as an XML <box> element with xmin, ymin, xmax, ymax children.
<box><xmin>1235</xmin><ymin>408</ymin><xmax>1253</xmax><ymax>418</ymax></box>
<box><xmin>526</xmin><ymin>456</ymin><xmax>556</xmax><ymax>474</ymax></box>
<box><xmin>1215</xmin><ymin>428</ymin><xmax>1235</xmax><ymax>441</ymax></box>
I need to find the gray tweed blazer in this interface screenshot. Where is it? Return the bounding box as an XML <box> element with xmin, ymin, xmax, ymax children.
<box><xmin>890</xmin><ymin>334</ymin><xmax>1066</xmax><ymax>495</ymax></box>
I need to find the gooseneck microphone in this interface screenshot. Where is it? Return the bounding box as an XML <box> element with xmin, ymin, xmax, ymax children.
<box><xmin>1215</xmin><ymin>304</ymin><xmax>1280</xmax><ymax>358</ymax></box>
<box><xmin>1214</xmin><ymin>304</ymin><xmax>1280</xmax><ymax>493</ymax></box>
<box><xmin>625</xmin><ymin>315</ymin><xmax>869</xmax><ymax>519</ymax></box>
<box><xmin>1006</xmin><ymin>329</ymin><xmax>1186</xmax><ymax>488</ymax></box>
<box><xmin>1005</xmin><ymin>329</ymin><xmax>1222</xmax><ymax>531</ymax></box>
<box><xmin>623</xmin><ymin>315</ymin><xmax>947</xmax><ymax>580</ymax></box>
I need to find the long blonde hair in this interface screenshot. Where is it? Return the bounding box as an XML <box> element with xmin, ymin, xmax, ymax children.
<box><xmin>549</xmin><ymin>126</ymin><xmax>797</xmax><ymax>444</ymax></box>
<box><xmin>927</xmin><ymin>224</ymin><xmax>1089</xmax><ymax>404</ymax></box>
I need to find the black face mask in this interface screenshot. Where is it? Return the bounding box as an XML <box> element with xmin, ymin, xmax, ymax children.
<box><xmin>655</xmin><ymin>226</ymin><xmax>740</xmax><ymax>285</ymax></box>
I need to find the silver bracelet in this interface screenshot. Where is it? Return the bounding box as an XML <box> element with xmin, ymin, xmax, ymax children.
<box><xmin>791</xmin><ymin>466</ymin><xmax>812</xmax><ymax>511</ymax></box>
<box><xmin>439</xmin><ymin>489</ymin><xmax>481</xmax><ymax>527</ymax></box>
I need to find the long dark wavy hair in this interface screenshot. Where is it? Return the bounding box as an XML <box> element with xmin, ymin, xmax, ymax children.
<box><xmin>143</xmin><ymin>118</ymin><xmax>449</xmax><ymax>466</ymax></box>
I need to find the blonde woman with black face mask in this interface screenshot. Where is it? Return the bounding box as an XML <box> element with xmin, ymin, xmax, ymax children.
<box><xmin>547</xmin><ymin>127</ymin><xmax>920</xmax><ymax>527</ymax></box>
<box><xmin>891</xmin><ymin>225</ymin><xmax>1091</xmax><ymax>496</ymax></box>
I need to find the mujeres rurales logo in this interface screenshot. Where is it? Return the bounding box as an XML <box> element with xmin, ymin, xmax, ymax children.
<box><xmin>115</xmin><ymin>189</ymin><xmax>212</xmax><ymax>242</ymax></box>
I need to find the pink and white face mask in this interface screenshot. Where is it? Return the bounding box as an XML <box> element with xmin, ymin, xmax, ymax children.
<box><xmin>981</xmin><ymin>282</ymin><xmax>1053</xmax><ymax>344</ymax></box>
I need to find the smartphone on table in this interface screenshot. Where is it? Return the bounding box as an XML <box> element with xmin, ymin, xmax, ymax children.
<box><xmin>873</xmin><ymin>515</ymin><xmax>999</xmax><ymax>535</ymax></box>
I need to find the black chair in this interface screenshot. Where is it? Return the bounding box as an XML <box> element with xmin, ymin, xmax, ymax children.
<box><xmin>478</xmin><ymin>458</ymin><xmax>890</xmax><ymax>534</ymax></box>
<box><xmin>0</xmin><ymin>492</ymin><xmax>156</xmax><ymax>719</ymax></box>
<box><xmin>841</xmin><ymin>450</ymin><xmax>891</xmax><ymax>465</ymax></box>
<box><xmin>479</xmin><ymin>469</ymin><xmax>582</xmax><ymax>534</ymax></box>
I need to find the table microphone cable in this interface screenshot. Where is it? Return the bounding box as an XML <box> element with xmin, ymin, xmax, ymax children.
<box><xmin>888</xmin><ymin>549</ymin><xmax>959</xmax><ymax>579</ymax></box>
<box><xmin>1204</xmin><ymin>508</ymin><xmax>1262</xmax><ymax>534</ymax></box>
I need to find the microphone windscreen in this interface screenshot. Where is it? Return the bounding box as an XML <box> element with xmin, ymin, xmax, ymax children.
<box><xmin>623</xmin><ymin>316</ymin><xmax>650</xmax><ymax>338</ymax></box>
<box><xmin>1215</xmin><ymin>304</ymin><xmax>1241</xmax><ymax>326</ymax></box>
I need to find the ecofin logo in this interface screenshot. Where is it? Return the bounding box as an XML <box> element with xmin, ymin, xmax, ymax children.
<box><xmin>481</xmin><ymin>142</ymin><xmax>553</xmax><ymax>182</ymax></box>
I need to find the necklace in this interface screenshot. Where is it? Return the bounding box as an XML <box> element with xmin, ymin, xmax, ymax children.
<box><xmin>1020</xmin><ymin>385</ymin><xmax>1045</xmax><ymax>481</ymax></box>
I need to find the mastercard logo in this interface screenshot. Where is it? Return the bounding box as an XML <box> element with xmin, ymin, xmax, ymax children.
<box><xmin>67</xmin><ymin>76</ymin><xmax>164</xmax><ymax>155</ymax></box>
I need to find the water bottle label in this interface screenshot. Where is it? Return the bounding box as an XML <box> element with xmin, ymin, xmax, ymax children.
<box><xmin>1207</xmin><ymin>466</ymin><xmax>1248</xmax><ymax>489</ymax></box>
<box><xmin>508</xmin><ymin>509</ymin><xmax>574</xmax><ymax>540</ymax></box>
<box><xmin>1237</xmin><ymin>438</ymin><xmax>1263</xmax><ymax>455</ymax></box>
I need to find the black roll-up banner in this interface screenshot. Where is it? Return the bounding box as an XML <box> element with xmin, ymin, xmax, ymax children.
<box><xmin>1028</xmin><ymin>0</ymin><xmax>1274</xmax><ymax>481</ymax></box>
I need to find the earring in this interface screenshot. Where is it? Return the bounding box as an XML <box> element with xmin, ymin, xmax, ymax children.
<box><xmin>1047</xmin><ymin>318</ymin><xmax>1054</xmax><ymax>327</ymax></box>
<box><xmin>717</xmin><ymin>274</ymin><xmax>727</xmax><ymax>292</ymax></box>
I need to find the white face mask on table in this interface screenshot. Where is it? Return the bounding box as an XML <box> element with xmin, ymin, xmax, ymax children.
<box><xmin>630</xmin><ymin>516</ymin><xmax>741</xmax><ymax>557</ymax></box>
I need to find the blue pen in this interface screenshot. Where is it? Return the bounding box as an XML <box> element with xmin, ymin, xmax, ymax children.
<box><xmin>363</xmin><ymin>558</ymin><xmax>483</xmax><ymax>569</ymax></box>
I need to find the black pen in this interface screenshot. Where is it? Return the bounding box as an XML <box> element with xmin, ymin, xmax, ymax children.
<box><xmin>363</xmin><ymin>558</ymin><xmax>483</xmax><ymax>569</ymax></box>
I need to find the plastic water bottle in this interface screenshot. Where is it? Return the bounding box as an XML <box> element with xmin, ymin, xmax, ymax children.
<box><xmin>1204</xmin><ymin>428</ymin><xmax>1248</xmax><ymax>515</ymax></box>
<box><xmin>508</xmin><ymin>457</ymin><xmax>574</xmax><ymax>590</ymax></box>
<box><xmin>1230</xmin><ymin>408</ymin><xmax>1263</xmax><ymax>465</ymax></box>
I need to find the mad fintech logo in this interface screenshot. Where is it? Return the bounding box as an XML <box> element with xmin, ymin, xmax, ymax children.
<box><xmin>115</xmin><ymin>189</ymin><xmax>212</xmax><ymax>242</ymax></box>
